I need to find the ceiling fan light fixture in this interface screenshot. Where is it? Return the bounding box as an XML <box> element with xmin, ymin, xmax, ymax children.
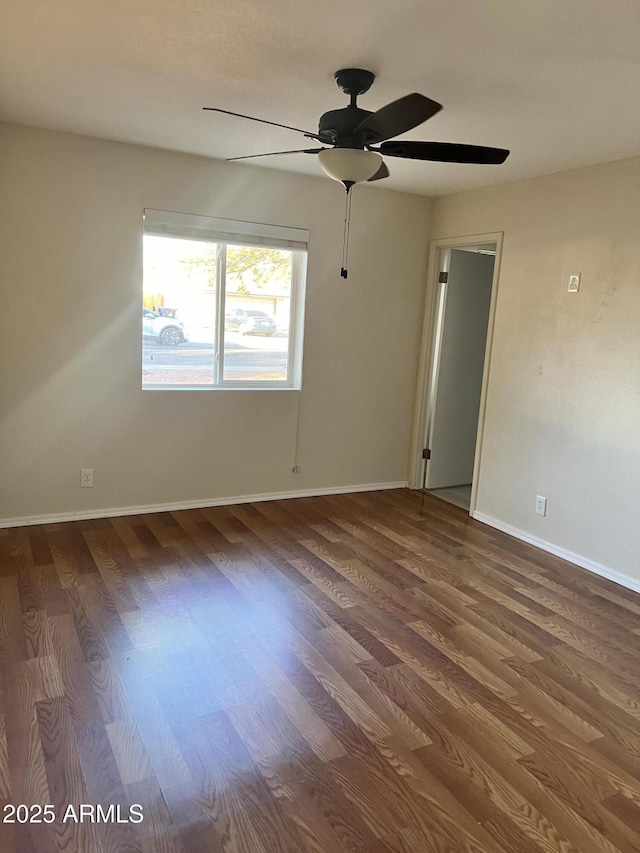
<box><xmin>318</xmin><ymin>148</ymin><xmax>383</xmax><ymax>186</ymax></box>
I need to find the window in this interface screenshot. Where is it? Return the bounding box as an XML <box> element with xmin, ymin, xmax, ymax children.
<box><xmin>142</xmin><ymin>209</ymin><xmax>308</xmax><ymax>389</ymax></box>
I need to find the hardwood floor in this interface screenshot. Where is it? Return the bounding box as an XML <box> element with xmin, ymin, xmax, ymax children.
<box><xmin>1</xmin><ymin>489</ymin><xmax>640</xmax><ymax>853</ymax></box>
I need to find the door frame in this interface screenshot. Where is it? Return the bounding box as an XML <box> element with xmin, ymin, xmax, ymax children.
<box><xmin>408</xmin><ymin>232</ymin><xmax>504</xmax><ymax>516</ymax></box>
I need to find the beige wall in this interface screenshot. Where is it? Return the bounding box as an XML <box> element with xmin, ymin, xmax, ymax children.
<box><xmin>0</xmin><ymin>122</ymin><xmax>432</xmax><ymax>522</ymax></box>
<box><xmin>431</xmin><ymin>156</ymin><xmax>640</xmax><ymax>581</ymax></box>
<box><xmin>5</xmin><ymin>120</ymin><xmax>636</xmax><ymax>585</ymax></box>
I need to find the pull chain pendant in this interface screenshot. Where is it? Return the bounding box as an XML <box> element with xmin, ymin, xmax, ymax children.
<box><xmin>340</xmin><ymin>181</ymin><xmax>354</xmax><ymax>279</ymax></box>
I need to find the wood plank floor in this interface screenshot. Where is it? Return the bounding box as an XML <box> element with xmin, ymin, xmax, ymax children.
<box><xmin>1</xmin><ymin>489</ymin><xmax>640</xmax><ymax>853</ymax></box>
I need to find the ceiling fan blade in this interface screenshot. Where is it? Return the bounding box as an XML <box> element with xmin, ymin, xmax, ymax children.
<box><xmin>380</xmin><ymin>140</ymin><xmax>510</xmax><ymax>164</ymax></box>
<box><xmin>203</xmin><ymin>107</ymin><xmax>326</xmax><ymax>142</ymax></box>
<box><xmin>355</xmin><ymin>94</ymin><xmax>442</xmax><ymax>143</ymax></box>
<box><xmin>227</xmin><ymin>148</ymin><xmax>325</xmax><ymax>162</ymax></box>
<box><xmin>367</xmin><ymin>161</ymin><xmax>390</xmax><ymax>182</ymax></box>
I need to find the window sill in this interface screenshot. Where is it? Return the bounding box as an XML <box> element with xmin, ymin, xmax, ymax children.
<box><xmin>142</xmin><ymin>384</ymin><xmax>301</xmax><ymax>392</ymax></box>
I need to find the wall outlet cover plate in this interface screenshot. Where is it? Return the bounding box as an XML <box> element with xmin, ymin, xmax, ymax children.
<box><xmin>568</xmin><ymin>273</ymin><xmax>581</xmax><ymax>292</ymax></box>
<box><xmin>535</xmin><ymin>495</ymin><xmax>547</xmax><ymax>516</ymax></box>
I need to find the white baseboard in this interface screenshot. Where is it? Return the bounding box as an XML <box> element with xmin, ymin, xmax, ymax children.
<box><xmin>0</xmin><ymin>481</ymin><xmax>408</xmax><ymax>529</ymax></box>
<box><xmin>473</xmin><ymin>511</ymin><xmax>640</xmax><ymax>596</ymax></box>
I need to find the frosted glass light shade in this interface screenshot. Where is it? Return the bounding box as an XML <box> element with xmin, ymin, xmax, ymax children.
<box><xmin>318</xmin><ymin>148</ymin><xmax>383</xmax><ymax>184</ymax></box>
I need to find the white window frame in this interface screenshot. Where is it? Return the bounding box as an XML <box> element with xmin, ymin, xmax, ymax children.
<box><xmin>143</xmin><ymin>209</ymin><xmax>308</xmax><ymax>390</ymax></box>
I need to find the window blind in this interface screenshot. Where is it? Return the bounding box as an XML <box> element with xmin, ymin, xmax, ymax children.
<box><xmin>144</xmin><ymin>209</ymin><xmax>309</xmax><ymax>251</ymax></box>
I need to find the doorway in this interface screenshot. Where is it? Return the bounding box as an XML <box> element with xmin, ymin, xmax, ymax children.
<box><xmin>409</xmin><ymin>234</ymin><xmax>502</xmax><ymax>515</ymax></box>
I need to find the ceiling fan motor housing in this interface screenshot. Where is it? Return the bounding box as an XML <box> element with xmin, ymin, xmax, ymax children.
<box><xmin>318</xmin><ymin>107</ymin><xmax>373</xmax><ymax>147</ymax></box>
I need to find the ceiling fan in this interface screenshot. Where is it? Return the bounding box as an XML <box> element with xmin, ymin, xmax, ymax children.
<box><xmin>204</xmin><ymin>68</ymin><xmax>510</xmax><ymax>187</ymax></box>
<box><xmin>203</xmin><ymin>70</ymin><xmax>509</xmax><ymax>277</ymax></box>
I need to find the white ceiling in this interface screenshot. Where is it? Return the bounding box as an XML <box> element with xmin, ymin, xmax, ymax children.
<box><xmin>2</xmin><ymin>0</ymin><xmax>639</xmax><ymax>196</ymax></box>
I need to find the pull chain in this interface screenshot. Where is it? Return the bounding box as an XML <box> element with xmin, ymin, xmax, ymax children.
<box><xmin>340</xmin><ymin>184</ymin><xmax>353</xmax><ymax>279</ymax></box>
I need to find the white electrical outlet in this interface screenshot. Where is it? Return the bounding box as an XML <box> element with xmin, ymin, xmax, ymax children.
<box><xmin>80</xmin><ymin>468</ymin><xmax>94</xmax><ymax>488</ymax></box>
<box><xmin>568</xmin><ymin>273</ymin><xmax>581</xmax><ymax>293</ymax></box>
<box><xmin>535</xmin><ymin>495</ymin><xmax>547</xmax><ymax>516</ymax></box>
